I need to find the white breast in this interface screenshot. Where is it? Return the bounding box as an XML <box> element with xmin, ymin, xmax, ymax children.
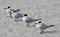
<box><xmin>6</xmin><ymin>9</ymin><xmax>11</xmax><ymax>13</ymax></box>
<box><xmin>22</xmin><ymin>16</ymin><xmax>28</xmax><ymax>22</ymax></box>
<box><xmin>12</xmin><ymin>13</ymin><xmax>16</xmax><ymax>17</ymax></box>
<box><xmin>36</xmin><ymin>24</ymin><xmax>40</xmax><ymax>28</ymax></box>
<box><xmin>36</xmin><ymin>23</ymin><xmax>41</xmax><ymax>28</ymax></box>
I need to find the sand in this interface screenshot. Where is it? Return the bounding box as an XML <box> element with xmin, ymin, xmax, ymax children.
<box><xmin>0</xmin><ymin>0</ymin><xmax>60</xmax><ymax>37</ymax></box>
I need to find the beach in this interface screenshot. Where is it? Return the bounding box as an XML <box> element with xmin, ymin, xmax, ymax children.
<box><xmin>0</xmin><ymin>0</ymin><xmax>60</xmax><ymax>37</ymax></box>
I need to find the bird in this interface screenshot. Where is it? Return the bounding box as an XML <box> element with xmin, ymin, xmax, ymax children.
<box><xmin>34</xmin><ymin>21</ymin><xmax>55</xmax><ymax>34</ymax></box>
<box><xmin>3</xmin><ymin>6</ymin><xmax>27</xmax><ymax>21</ymax></box>
<box><xmin>12</xmin><ymin>11</ymin><xmax>27</xmax><ymax>22</ymax></box>
<box><xmin>20</xmin><ymin>14</ymin><xmax>42</xmax><ymax>27</ymax></box>
<box><xmin>3</xmin><ymin>6</ymin><xmax>20</xmax><ymax>17</ymax></box>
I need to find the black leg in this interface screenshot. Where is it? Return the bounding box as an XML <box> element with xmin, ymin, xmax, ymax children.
<box><xmin>40</xmin><ymin>29</ymin><xmax>44</xmax><ymax>34</ymax></box>
<box><xmin>40</xmin><ymin>32</ymin><xmax>43</xmax><ymax>34</ymax></box>
<box><xmin>14</xmin><ymin>18</ymin><xmax>18</xmax><ymax>22</ymax></box>
<box><xmin>9</xmin><ymin>12</ymin><xmax>12</xmax><ymax>17</ymax></box>
<box><xmin>26</xmin><ymin>23</ymin><xmax>30</xmax><ymax>27</ymax></box>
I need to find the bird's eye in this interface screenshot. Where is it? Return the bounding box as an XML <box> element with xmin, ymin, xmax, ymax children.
<box><xmin>24</xmin><ymin>14</ymin><xmax>28</xmax><ymax>16</ymax></box>
<box><xmin>8</xmin><ymin>6</ymin><xmax>10</xmax><ymax>8</ymax></box>
<box><xmin>38</xmin><ymin>21</ymin><xmax>41</xmax><ymax>23</ymax></box>
<box><xmin>13</xmin><ymin>11</ymin><xmax>16</xmax><ymax>12</ymax></box>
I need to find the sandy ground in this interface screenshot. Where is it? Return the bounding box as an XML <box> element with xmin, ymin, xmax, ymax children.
<box><xmin>0</xmin><ymin>0</ymin><xmax>60</xmax><ymax>37</ymax></box>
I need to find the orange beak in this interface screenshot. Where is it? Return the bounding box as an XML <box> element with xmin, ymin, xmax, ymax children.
<box><xmin>35</xmin><ymin>23</ymin><xmax>38</xmax><ymax>24</ymax></box>
<box><xmin>3</xmin><ymin>8</ymin><xmax>6</xmax><ymax>9</ymax></box>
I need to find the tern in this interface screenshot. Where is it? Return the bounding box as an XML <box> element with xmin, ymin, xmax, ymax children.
<box><xmin>4</xmin><ymin>6</ymin><xmax>20</xmax><ymax>17</ymax></box>
<box><xmin>20</xmin><ymin>14</ymin><xmax>42</xmax><ymax>27</ymax></box>
<box><xmin>35</xmin><ymin>21</ymin><xmax>55</xmax><ymax>34</ymax></box>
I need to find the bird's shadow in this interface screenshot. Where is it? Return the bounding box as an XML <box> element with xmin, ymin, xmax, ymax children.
<box><xmin>43</xmin><ymin>30</ymin><xmax>60</xmax><ymax>34</ymax></box>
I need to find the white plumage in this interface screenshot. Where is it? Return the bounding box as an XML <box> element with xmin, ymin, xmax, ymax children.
<box><xmin>35</xmin><ymin>21</ymin><xmax>55</xmax><ymax>34</ymax></box>
<box><xmin>21</xmin><ymin>14</ymin><xmax>42</xmax><ymax>27</ymax></box>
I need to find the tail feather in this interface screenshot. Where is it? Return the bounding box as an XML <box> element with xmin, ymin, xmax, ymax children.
<box><xmin>13</xmin><ymin>9</ymin><xmax>20</xmax><ymax>12</ymax></box>
<box><xmin>34</xmin><ymin>18</ymin><xmax>42</xmax><ymax>21</ymax></box>
<box><xmin>16</xmin><ymin>9</ymin><xmax>20</xmax><ymax>12</ymax></box>
<box><xmin>49</xmin><ymin>25</ymin><xmax>55</xmax><ymax>27</ymax></box>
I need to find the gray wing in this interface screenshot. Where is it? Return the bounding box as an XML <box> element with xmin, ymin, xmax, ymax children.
<box><xmin>26</xmin><ymin>17</ymin><xmax>42</xmax><ymax>23</ymax></box>
<box><xmin>40</xmin><ymin>23</ymin><xmax>55</xmax><ymax>29</ymax></box>
<box><xmin>10</xmin><ymin>9</ymin><xmax>20</xmax><ymax>12</ymax></box>
<box><xmin>40</xmin><ymin>23</ymin><xmax>49</xmax><ymax>29</ymax></box>
<box><xmin>15</xmin><ymin>13</ymin><xmax>23</xmax><ymax>18</ymax></box>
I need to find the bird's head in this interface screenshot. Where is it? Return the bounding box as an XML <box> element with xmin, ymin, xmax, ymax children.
<box><xmin>34</xmin><ymin>21</ymin><xmax>42</xmax><ymax>24</ymax></box>
<box><xmin>3</xmin><ymin>6</ymin><xmax>10</xmax><ymax>9</ymax></box>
